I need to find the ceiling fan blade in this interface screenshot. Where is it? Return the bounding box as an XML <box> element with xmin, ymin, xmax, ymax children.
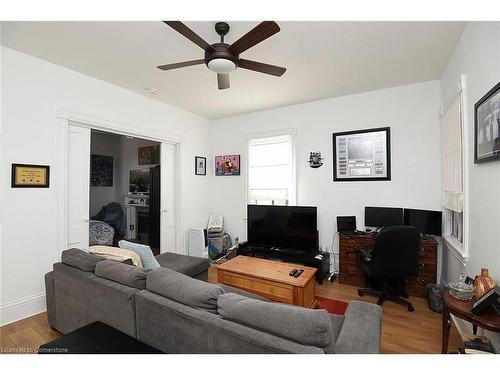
<box><xmin>228</xmin><ymin>21</ymin><xmax>280</xmax><ymax>55</ymax></box>
<box><xmin>217</xmin><ymin>74</ymin><xmax>230</xmax><ymax>90</ymax></box>
<box><xmin>238</xmin><ymin>59</ymin><xmax>286</xmax><ymax>77</ymax></box>
<box><xmin>157</xmin><ymin>59</ymin><xmax>205</xmax><ymax>71</ymax></box>
<box><xmin>163</xmin><ymin>21</ymin><xmax>215</xmax><ymax>52</ymax></box>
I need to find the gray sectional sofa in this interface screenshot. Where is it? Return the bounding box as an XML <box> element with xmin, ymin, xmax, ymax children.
<box><xmin>45</xmin><ymin>248</ymin><xmax>382</xmax><ymax>354</ymax></box>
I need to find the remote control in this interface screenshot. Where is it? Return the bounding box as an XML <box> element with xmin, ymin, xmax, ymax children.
<box><xmin>294</xmin><ymin>269</ymin><xmax>304</xmax><ymax>277</ymax></box>
<box><xmin>289</xmin><ymin>269</ymin><xmax>298</xmax><ymax>276</ymax></box>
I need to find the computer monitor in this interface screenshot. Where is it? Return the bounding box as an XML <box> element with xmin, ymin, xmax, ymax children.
<box><xmin>365</xmin><ymin>206</ymin><xmax>403</xmax><ymax>228</ymax></box>
<box><xmin>404</xmin><ymin>208</ymin><xmax>442</xmax><ymax>236</ymax></box>
<box><xmin>337</xmin><ymin>216</ymin><xmax>357</xmax><ymax>232</ymax></box>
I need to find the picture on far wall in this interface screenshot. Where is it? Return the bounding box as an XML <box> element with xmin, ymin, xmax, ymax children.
<box><xmin>91</xmin><ymin>154</ymin><xmax>113</xmax><ymax>186</ymax></box>
<box><xmin>474</xmin><ymin>81</ymin><xmax>500</xmax><ymax>164</ymax></box>
<box><xmin>332</xmin><ymin>126</ymin><xmax>391</xmax><ymax>182</ymax></box>
<box><xmin>138</xmin><ymin>145</ymin><xmax>160</xmax><ymax>165</ymax></box>
<box><xmin>11</xmin><ymin>163</ymin><xmax>50</xmax><ymax>188</ymax></box>
<box><xmin>195</xmin><ymin>156</ymin><xmax>206</xmax><ymax>175</ymax></box>
<box><xmin>215</xmin><ymin>155</ymin><xmax>240</xmax><ymax>176</ymax></box>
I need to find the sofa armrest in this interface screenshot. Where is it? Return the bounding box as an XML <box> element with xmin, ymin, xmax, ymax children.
<box><xmin>334</xmin><ymin>300</ymin><xmax>382</xmax><ymax>354</ymax></box>
<box><xmin>44</xmin><ymin>271</ymin><xmax>57</xmax><ymax>330</ymax></box>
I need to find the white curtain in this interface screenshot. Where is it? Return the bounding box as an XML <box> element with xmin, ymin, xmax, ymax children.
<box><xmin>441</xmin><ymin>95</ymin><xmax>463</xmax><ymax>212</ymax></box>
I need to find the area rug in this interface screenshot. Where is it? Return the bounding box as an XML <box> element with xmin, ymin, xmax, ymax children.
<box><xmin>314</xmin><ymin>296</ymin><xmax>349</xmax><ymax>315</ymax></box>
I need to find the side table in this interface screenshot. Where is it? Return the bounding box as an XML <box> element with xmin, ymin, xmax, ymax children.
<box><xmin>442</xmin><ymin>291</ymin><xmax>500</xmax><ymax>354</ymax></box>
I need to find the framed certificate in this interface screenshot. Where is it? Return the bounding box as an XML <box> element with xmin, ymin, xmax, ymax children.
<box><xmin>11</xmin><ymin>164</ymin><xmax>50</xmax><ymax>188</ymax></box>
<box><xmin>333</xmin><ymin>127</ymin><xmax>391</xmax><ymax>182</ymax></box>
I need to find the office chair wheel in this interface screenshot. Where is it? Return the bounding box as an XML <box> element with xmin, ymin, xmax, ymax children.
<box><xmin>408</xmin><ymin>305</ymin><xmax>414</xmax><ymax>312</ymax></box>
<box><xmin>358</xmin><ymin>290</ymin><xmax>364</xmax><ymax>297</ymax></box>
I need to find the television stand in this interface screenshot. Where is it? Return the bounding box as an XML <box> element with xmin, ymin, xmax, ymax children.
<box><xmin>237</xmin><ymin>243</ymin><xmax>330</xmax><ymax>284</ymax></box>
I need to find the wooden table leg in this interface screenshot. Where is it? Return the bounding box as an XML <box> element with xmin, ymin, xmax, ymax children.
<box><xmin>441</xmin><ymin>306</ymin><xmax>451</xmax><ymax>354</ymax></box>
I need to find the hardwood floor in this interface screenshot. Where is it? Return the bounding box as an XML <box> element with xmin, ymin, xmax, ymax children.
<box><xmin>0</xmin><ymin>267</ymin><xmax>462</xmax><ymax>354</ymax></box>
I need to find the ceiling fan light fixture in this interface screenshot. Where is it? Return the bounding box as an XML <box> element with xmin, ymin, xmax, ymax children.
<box><xmin>207</xmin><ymin>58</ymin><xmax>236</xmax><ymax>74</ymax></box>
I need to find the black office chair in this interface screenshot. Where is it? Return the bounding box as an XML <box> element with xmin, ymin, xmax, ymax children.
<box><xmin>357</xmin><ymin>226</ymin><xmax>420</xmax><ymax>312</ymax></box>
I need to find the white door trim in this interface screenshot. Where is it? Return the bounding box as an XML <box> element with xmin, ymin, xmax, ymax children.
<box><xmin>53</xmin><ymin>106</ymin><xmax>182</xmax><ymax>261</ymax></box>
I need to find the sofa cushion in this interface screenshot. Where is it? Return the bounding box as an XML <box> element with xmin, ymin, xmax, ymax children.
<box><xmin>146</xmin><ymin>267</ymin><xmax>224</xmax><ymax>313</ymax></box>
<box><xmin>217</xmin><ymin>293</ymin><xmax>335</xmax><ymax>352</ymax></box>
<box><xmin>95</xmin><ymin>260</ymin><xmax>151</xmax><ymax>290</ymax></box>
<box><xmin>118</xmin><ymin>240</ymin><xmax>160</xmax><ymax>269</ymax></box>
<box><xmin>155</xmin><ymin>252</ymin><xmax>209</xmax><ymax>277</ymax></box>
<box><xmin>61</xmin><ymin>248</ymin><xmax>106</xmax><ymax>272</ymax></box>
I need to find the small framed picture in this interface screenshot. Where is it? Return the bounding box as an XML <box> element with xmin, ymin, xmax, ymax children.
<box><xmin>195</xmin><ymin>156</ymin><xmax>206</xmax><ymax>175</ymax></box>
<box><xmin>11</xmin><ymin>163</ymin><xmax>50</xmax><ymax>188</ymax></box>
<box><xmin>474</xmin><ymin>81</ymin><xmax>500</xmax><ymax>163</ymax></box>
<box><xmin>215</xmin><ymin>155</ymin><xmax>240</xmax><ymax>176</ymax></box>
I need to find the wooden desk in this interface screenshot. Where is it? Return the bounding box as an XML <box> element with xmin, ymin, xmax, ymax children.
<box><xmin>216</xmin><ymin>256</ymin><xmax>317</xmax><ymax>308</ymax></box>
<box><xmin>441</xmin><ymin>292</ymin><xmax>500</xmax><ymax>354</ymax></box>
<box><xmin>338</xmin><ymin>232</ymin><xmax>437</xmax><ymax>297</ymax></box>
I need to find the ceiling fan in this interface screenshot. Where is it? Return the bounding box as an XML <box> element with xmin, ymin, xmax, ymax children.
<box><xmin>157</xmin><ymin>21</ymin><xmax>286</xmax><ymax>90</ymax></box>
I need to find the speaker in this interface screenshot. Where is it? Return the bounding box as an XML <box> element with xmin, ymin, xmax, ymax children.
<box><xmin>188</xmin><ymin>229</ymin><xmax>207</xmax><ymax>258</ymax></box>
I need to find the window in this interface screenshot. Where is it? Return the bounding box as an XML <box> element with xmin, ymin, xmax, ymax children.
<box><xmin>248</xmin><ymin>134</ymin><xmax>295</xmax><ymax>206</ymax></box>
<box><xmin>440</xmin><ymin>86</ymin><xmax>467</xmax><ymax>257</ymax></box>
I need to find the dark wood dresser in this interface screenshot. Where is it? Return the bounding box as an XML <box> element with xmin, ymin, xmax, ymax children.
<box><xmin>338</xmin><ymin>232</ymin><xmax>437</xmax><ymax>297</ymax></box>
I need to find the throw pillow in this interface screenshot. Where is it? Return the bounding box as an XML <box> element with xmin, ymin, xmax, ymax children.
<box><xmin>118</xmin><ymin>240</ymin><xmax>160</xmax><ymax>269</ymax></box>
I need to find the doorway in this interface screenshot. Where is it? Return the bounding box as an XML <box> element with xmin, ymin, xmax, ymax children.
<box><xmin>64</xmin><ymin>121</ymin><xmax>178</xmax><ymax>255</ymax></box>
<box><xmin>89</xmin><ymin>130</ymin><xmax>162</xmax><ymax>254</ymax></box>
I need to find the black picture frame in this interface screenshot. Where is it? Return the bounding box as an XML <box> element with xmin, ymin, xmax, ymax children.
<box><xmin>474</xmin><ymin>81</ymin><xmax>500</xmax><ymax>164</ymax></box>
<box><xmin>195</xmin><ymin>156</ymin><xmax>207</xmax><ymax>175</ymax></box>
<box><xmin>332</xmin><ymin>126</ymin><xmax>391</xmax><ymax>182</ymax></box>
<box><xmin>11</xmin><ymin>163</ymin><xmax>50</xmax><ymax>188</ymax></box>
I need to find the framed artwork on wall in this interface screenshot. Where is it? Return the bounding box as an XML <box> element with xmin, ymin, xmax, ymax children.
<box><xmin>474</xmin><ymin>81</ymin><xmax>500</xmax><ymax>164</ymax></box>
<box><xmin>195</xmin><ymin>156</ymin><xmax>206</xmax><ymax>175</ymax></box>
<box><xmin>138</xmin><ymin>145</ymin><xmax>160</xmax><ymax>165</ymax></box>
<box><xmin>91</xmin><ymin>154</ymin><xmax>113</xmax><ymax>187</ymax></box>
<box><xmin>215</xmin><ymin>155</ymin><xmax>240</xmax><ymax>176</ymax></box>
<box><xmin>11</xmin><ymin>163</ymin><xmax>50</xmax><ymax>188</ymax></box>
<box><xmin>332</xmin><ymin>127</ymin><xmax>391</xmax><ymax>182</ymax></box>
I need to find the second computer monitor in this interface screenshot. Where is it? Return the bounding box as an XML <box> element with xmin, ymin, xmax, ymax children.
<box><xmin>365</xmin><ymin>206</ymin><xmax>404</xmax><ymax>228</ymax></box>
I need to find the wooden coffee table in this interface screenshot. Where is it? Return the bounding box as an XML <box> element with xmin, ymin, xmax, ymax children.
<box><xmin>216</xmin><ymin>256</ymin><xmax>317</xmax><ymax>308</ymax></box>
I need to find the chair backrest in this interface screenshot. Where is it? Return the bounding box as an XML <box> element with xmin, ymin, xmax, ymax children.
<box><xmin>371</xmin><ymin>226</ymin><xmax>420</xmax><ymax>279</ymax></box>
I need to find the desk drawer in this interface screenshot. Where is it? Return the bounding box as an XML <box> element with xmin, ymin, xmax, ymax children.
<box><xmin>339</xmin><ymin>264</ymin><xmax>365</xmax><ymax>287</ymax></box>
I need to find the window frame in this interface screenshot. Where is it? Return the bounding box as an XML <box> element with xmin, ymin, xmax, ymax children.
<box><xmin>246</xmin><ymin>129</ymin><xmax>297</xmax><ymax>207</ymax></box>
<box><xmin>441</xmin><ymin>75</ymin><xmax>469</xmax><ymax>264</ymax></box>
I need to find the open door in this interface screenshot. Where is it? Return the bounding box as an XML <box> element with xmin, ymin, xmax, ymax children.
<box><xmin>160</xmin><ymin>143</ymin><xmax>177</xmax><ymax>254</ymax></box>
<box><xmin>66</xmin><ymin>124</ymin><xmax>91</xmax><ymax>249</ymax></box>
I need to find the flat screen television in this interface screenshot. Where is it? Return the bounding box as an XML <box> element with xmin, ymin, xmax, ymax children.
<box><xmin>404</xmin><ymin>208</ymin><xmax>442</xmax><ymax>236</ymax></box>
<box><xmin>365</xmin><ymin>206</ymin><xmax>403</xmax><ymax>227</ymax></box>
<box><xmin>247</xmin><ymin>205</ymin><xmax>318</xmax><ymax>252</ymax></box>
<box><xmin>129</xmin><ymin>169</ymin><xmax>150</xmax><ymax>193</ymax></box>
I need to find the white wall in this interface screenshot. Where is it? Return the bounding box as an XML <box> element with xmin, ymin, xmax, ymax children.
<box><xmin>0</xmin><ymin>46</ymin><xmax>212</xmax><ymax>325</ymax></box>
<box><xmin>440</xmin><ymin>22</ymin><xmax>500</xmax><ymax>347</ymax></box>
<box><xmin>90</xmin><ymin>132</ymin><xmax>122</xmax><ymax>217</ymax></box>
<box><xmin>210</xmin><ymin>81</ymin><xmax>443</xmax><ymax>262</ymax></box>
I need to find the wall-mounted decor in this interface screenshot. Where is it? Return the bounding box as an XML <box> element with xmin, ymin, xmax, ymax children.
<box><xmin>91</xmin><ymin>154</ymin><xmax>113</xmax><ymax>187</ymax></box>
<box><xmin>308</xmin><ymin>152</ymin><xmax>324</xmax><ymax>168</ymax></box>
<box><xmin>195</xmin><ymin>156</ymin><xmax>207</xmax><ymax>175</ymax></box>
<box><xmin>138</xmin><ymin>145</ymin><xmax>160</xmax><ymax>165</ymax></box>
<box><xmin>332</xmin><ymin>127</ymin><xmax>391</xmax><ymax>181</ymax></box>
<box><xmin>474</xmin><ymin>81</ymin><xmax>500</xmax><ymax>164</ymax></box>
<box><xmin>11</xmin><ymin>164</ymin><xmax>50</xmax><ymax>188</ymax></box>
<box><xmin>215</xmin><ymin>155</ymin><xmax>240</xmax><ymax>176</ymax></box>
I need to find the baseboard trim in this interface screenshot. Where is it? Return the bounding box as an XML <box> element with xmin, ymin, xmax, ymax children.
<box><xmin>0</xmin><ymin>292</ymin><xmax>47</xmax><ymax>326</ymax></box>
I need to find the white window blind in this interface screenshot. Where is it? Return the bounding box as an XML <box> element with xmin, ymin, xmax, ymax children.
<box><xmin>248</xmin><ymin>135</ymin><xmax>294</xmax><ymax>205</ymax></box>
<box><xmin>441</xmin><ymin>96</ymin><xmax>463</xmax><ymax>213</ymax></box>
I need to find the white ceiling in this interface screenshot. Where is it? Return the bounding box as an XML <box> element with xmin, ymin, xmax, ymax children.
<box><xmin>1</xmin><ymin>21</ymin><xmax>464</xmax><ymax>119</ymax></box>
